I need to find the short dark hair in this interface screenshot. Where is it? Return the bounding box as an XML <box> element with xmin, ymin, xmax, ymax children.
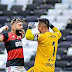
<box><xmin>38</xmin><ymin>18</ymin><xmax>49</xmax><ymax>29</ymax></box>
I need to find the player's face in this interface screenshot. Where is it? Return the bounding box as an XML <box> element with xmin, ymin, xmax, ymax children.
<box><xmin>15</xmin><ymin>22</ymin><xmax>23</xmax><ymax>31</ymax></box>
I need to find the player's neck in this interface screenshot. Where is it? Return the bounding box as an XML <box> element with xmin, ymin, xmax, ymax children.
<box><xmin>11</xmin><ymin>29</ymin><xmax>16</xmax><ymax>35</ymax></box>
<box><xmin>42</xmin><ymin>29</ymin><xmax>49</xmax><ymax>33</ymax></box>
<box><xmin>44</xmin><ymin>29</ymin><xmax>49</xmax><ymax>33</ymax></box>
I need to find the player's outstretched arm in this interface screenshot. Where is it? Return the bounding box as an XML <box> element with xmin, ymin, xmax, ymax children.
<box><xmin>0</xmin><ymin>25</ymin><xmax>8</xmax><ymax>42</ymax></box>
<box><xmin>26</xmin><ymin>22</ymin><xmax>35</xmax><ymax>40</ymax></box>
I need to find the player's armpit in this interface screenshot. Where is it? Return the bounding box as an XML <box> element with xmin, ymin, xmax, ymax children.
<box><xmin>26</xmin><ymin>29</ymin><xmax>34</xmax><ymax>40</ymax></box>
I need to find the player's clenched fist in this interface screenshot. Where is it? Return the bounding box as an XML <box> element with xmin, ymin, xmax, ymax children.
<box><xmin>0</xmin><ymin>25</ymin><xmax>9</xmax><ymax>33</ymax></box>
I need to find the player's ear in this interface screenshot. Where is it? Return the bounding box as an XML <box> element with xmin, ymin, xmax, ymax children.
<box><xmin>40</xmin><ymin>25</ymin><xmax>43</xmax><ymax>30</ymax></box>
<box><xmin>11</xmin><ymin>24</ymin><xmax>16</xmax><ymax>30</ymax></box>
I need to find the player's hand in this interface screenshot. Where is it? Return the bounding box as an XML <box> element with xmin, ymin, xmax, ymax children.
<box><xmin>19</xmin><ymin>29</ymin><xmax>25</xmax><ymax>38</ymax></box>
<box><xmin>0</xmin><ymin>25</ymin><xmax>9</xmax><ymax>33</ymax></box>
<box><xmin>49</xmin><ymin>22</ymin><xmax>54</xmax><ymax>29</ymax></box>
<box><xmin>5</xmin><ymin>25</ymin><xmax>9</xmax><ymax>31</ymax></box>
<box><xmin>49</xmin><ymin>22</ymin><xmax>52</xmax><ymax>27</ymax></box>
<box><xmin>28</xmin><ymin>22</ymin><xmax>36</xmax><ymax>29</ymax></box>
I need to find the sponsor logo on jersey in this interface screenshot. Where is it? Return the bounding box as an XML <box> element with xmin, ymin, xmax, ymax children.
<box><xmin>46</xmin><ymin>63</ymin><xmax>55</xmax><ymax>67</ymax></box>
<box><xmin>15</xmin><ymin>41</ymin><xmax>22</xmax><ymax>47</ymax></box>
<box><xmin>12</xmin><ymin>35</ymin><xmax>15</xmax><ymax>38</ymax></box>
<box><xmin>51</xmin><ymin>35</ymin><xmax>56</xmax><ymax>38</ymax></box>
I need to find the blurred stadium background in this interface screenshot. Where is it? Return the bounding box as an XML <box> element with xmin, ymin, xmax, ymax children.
<box><xmin>0</xmin><ymin>0</ymin><xmax>72</xmax><ymax>72</ymax></box>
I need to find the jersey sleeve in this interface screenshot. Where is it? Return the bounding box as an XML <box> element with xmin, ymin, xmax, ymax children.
<box><xmin>33</xmin><ymin>33</ymin><xmax>45</xmax><ymax>42</ymax></box>
<box><xmin>2</xmin><ymin>33</ymin><xmax>8</xmax><ymax>42</ymax></box>
<box><xmin>52</xmin><ymin>27</ymin><xmax>62</xmax><ymax>40</ymax></box>
<box><xmin>26</xmin><ymin>29</ymin><xmax>34</xmax><ymax>40</ymax></box>
<box><xmin>33</xmin><ymin>33</ymin><xmax>41</xmax><ymax>41</ymax></box>
<box><xmin>55</xmin><ymin>31</ymin><xmax>62</xmax><ymax>40</ymax></box>
<box><xmin>26</xmin><ymin>29</ymin><xmax>42</xmax><ymax>41</ymax></box>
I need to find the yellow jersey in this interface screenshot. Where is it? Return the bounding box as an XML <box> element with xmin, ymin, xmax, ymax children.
<box><xmin>34</xmin><ymin>31</ymin><xmax>61</xmax><ymax>72</ymax></box>
<box><xmin>26</xmin><ymin>27</ymin><xmax>62</xmax><ymax>72</ymax></box>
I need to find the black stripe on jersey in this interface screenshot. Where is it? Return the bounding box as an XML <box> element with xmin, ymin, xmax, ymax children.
<box><xmin>6</xmin><ymin>58</ymin><xmax>24</xmax><ymax>67</ymax></box>
<box><xmin>3</xmin><ymin>32</ymin><xmax>8</xmax><ymax>42</ymax></box>
<box><xmin>5</xmin><ymin>39</ymin><xmax>23</xmax><ymax>52</ymax></box>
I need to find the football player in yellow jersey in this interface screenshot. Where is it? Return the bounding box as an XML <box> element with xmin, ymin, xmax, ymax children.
<box><xmin>26</xmin><ymin>18</ymin><xmax>62</xmax><ymax>72</ymax></box>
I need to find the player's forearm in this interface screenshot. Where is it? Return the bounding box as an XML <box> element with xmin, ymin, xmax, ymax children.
<box><xmin>50</xmin><ymin>24</ymin><xmax>60</xmax><ymax>32</ymax></box>
<box><xmin>0</xmin><ymin>26</ymin><xmax>8</xmax><ymax>33</ymax></box>
<box><xmin>0</xmin><ymin>26</ymin><xmax>8</xmax><ymax>42</ymax></box>
<box><xmin>26</xmin><ymin>29</ymin><xmax>34</xmax><ymax>40</ymax></box>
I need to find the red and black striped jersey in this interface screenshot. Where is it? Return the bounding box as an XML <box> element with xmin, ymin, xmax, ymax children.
<box><xmin>2</xmin><ymin>32</ymin><xmax>24</xmax><ymax>67</ymax></box>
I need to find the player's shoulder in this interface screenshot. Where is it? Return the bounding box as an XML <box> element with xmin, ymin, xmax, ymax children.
<box><xmin>2</xmin><ymin>32</ymin><xmax>10</xmax><ymax>42</ymax></box>
<box><xmin>37</xmin><ymin>33</ymin><xmax>44</xmax><ymax>37</ymax></box>
<box><xmin>54</xmin><ymin>31</ymin><xmax>62</xmax><ymax>37</ymax></box>
<box><xmin>38</xmin><ymin>32</ymin><xmax>50</xmax><ymax>36</ymax></box>
<box><xmin>51</xmin><ymin>32</ymin><xmax>62</xmax><ymax>39</ymax></box>
<box><xmin>2</xmin><ymin>31</ymin><xmax>9</xmax><ymax>35</ymax></box>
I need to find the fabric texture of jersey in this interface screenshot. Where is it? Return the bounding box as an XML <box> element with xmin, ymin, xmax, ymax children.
<box><xmin>2</xmin><ymin>32</ymin><xmax>24</xmax><ymax>67</ymax></box>
<box><xmin>26</xmin><ymin>28</ymin><xmax>62</xmax><ymax>72</ymax></box>
<box><xmin>34</xmin><ymin>31</ymin><xmax>61</xmax><ymax>72</ymax></box>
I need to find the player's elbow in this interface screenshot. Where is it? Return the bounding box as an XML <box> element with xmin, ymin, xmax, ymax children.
<box><xmin>60</xmin><ymin>31</ymin><xmax>62</xmax><ymax>38</ymax></box>
<box><xmin>26</xmin><ymin>34</ymin><xmax>29</xmax><ymax>40</ymax></box>
<box><xmin>26</xmin><ymin>29</ymin><xmax>34</xmax><ymax>40</ymax></box>
<box><xmin>26</xmin><ymin>31</ymin><xmax>34</xmax><ymax>40</ymax></box>
<box><xmin>26</xmin><ymin>34</ymin><xmax>34</xmax><ymax>40</ymax></box>
<box><xmin>59</xmin><ymin>31</ymin><xmax>62</xmax><ymax>39</ymax></box>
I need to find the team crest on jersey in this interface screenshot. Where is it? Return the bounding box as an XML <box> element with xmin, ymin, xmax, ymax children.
<box><xmin>19</xmin><ymin>36</ymin><xmax>21</xmax><ymax>39</ymax></box>
<box><xmin>12</xmin><ymin>35</ymin><xmax>15</xmax><ymax>38</ymax></box>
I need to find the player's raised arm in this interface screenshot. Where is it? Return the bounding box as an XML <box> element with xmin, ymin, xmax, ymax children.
<box><xmin>0</xmin><ymin>25</ymin><xmax>8</xmax><ymax>42</ymax></box>
<box><xmin>49</xmin><ymin>23</ymin><xmax>60</xmax><ymax>32</ymax></box>
<box><xmin>26</xmin><ymin>29</ymin><xmax>34</xmax><ymax>40</ymax></box>
<box><xmin>49</xmin><ymin>23</ymin><xmax>62</xmax><ymax>39</ymax></box>
<box><xmin>26</xmin><ymin>22</ymin><xmax>37</xmax><ymax>40</ymax></box>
